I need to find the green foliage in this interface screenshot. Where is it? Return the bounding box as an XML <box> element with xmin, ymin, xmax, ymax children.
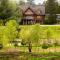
<box><xmin>19</xmin><ymin>26</ymin><xmax>31</xmax><ymax>41</ymax></box>
<box><xmin>1</xmin><ymin>24</ymin><xmax>60</xmax><ymax>49</ymax></box>
<box><xmin>8</xmin><ymin>0</ymin><xmax>22</xmax><ymax>21</ymax></box>
<box><xmin>0</xmin><ymin>20</ymin><xmax>18</xmax><ymax>48</ymax></box>
<box><xmin>19</xmin><ymin>0</ymin><xmax>25</xmax><ymax>5</ymax></box>
<box><xmin>0</xmin><ymin>0</ymin><xmax>22</xmax><ymax>24</ymax></box>
<box><xmin>0</xmin><ymin>26</ymin><xmax>9</xmax><ymax>48</ymax></box>
<box><xmin>19</xmin><ymin>25</ymin><xmax>60</xmax><ymax>47</ymax></box>
<box><xmin>57</xmin><ymin>6</ymin><xmax>60</xmax><ymax>14</ymax></box>
<box><xmin>30</xmin><ymin>24</ymin><xmax>42</xmax><ymax>43</ymax></box>
<box><xmin>19</xmin><ymin>24</ymin><xmax>42</xmax><ymax>45</ymax></box>
<box><xmin>0</xmin><ymin>0</ymin><xmax>13</xmax><ymax>21</ymax></box>
<box><xmin>42</xmin><ymin>45</ymin><xmax>49</xmax><ymax>49</ymax></box>
<box><xmin>46</xmin><ymin>28</ymin><xmax>53</xmax><ymax>40</ymax></box>
<box><xmin>5</xmin><ymin>20</ymin><xmax>18</xmax><ymax>41</ymax></box>
<box><xmin>42</xmin><ymin>42</ymin><xmax>51</xmax><ymax>49</ymax></box>
<box><xmin>54</xmin><ymin>40</ymin><xmax>60</xmax><ymax>46</ymax></box>
<box><xmin>45</xmin><ymin>0</ymin><xmax>57</xmax><ymax>24</ymax></box>
<box><xmin>21</xmin><ymin>39</ymin><xmax>27</xmax><ymax>45</ymax></box>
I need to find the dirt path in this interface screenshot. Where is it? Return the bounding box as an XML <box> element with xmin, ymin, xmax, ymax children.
<box><xmin>0</xmin><ymin>48</ymin><xmax>60</xmax><ymax>60</ymax></box>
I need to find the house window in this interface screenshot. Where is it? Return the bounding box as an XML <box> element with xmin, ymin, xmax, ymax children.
<box><xmin>37</xmin><ymin>16</ymin><xmax>42</xmax><ymax>19</ymax></box>
<box><xmin>37</xmin><ymin>16</ymin><xmax>40</xmax><ymax>18</ymax></box>
<box><xmin>25</xmin><ymin>16</ymin><xmax>34</xmax><ymax>19</ymax></box>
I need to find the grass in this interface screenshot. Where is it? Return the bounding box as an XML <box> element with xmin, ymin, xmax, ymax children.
<box><xmin>29</xmin><ymin>56</ymin><xmax>60</xmax><ymax>60</ymax></box>
<box><xmin>1</xmin><ymin>45</ymin><xmax>60</xmax><ymax>53</ymax></box>
<box><xmin>0</xmin><ymin>51</ymin><xmax>60</xmax><ymax>60</ymax></box>
<box><xmin>17</xmin><ymin>52</ymin><xmax>60</xmax><ymax>60</ymax></box>
<box><xmin>16</xmin><ymin>46</ymin><xmax>60</xmax><ymax>53</ymax></box>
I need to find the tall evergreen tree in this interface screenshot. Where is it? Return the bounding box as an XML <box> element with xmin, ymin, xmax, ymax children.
<box><xmin>45</xmin><ymin>0</ymin><xmax>57</xmax><ymax>24</ymax></box>
<box><xmin>0</xmin><ymin>0</ymin><xmax>13</xmax><ymax>24</ymax></box>
<box><xmin>57</xmin><ymin>6</ymin><xmax>60</xmax><ymax>14</ymax></box>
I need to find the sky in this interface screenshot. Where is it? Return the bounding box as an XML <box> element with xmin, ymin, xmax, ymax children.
<box><xmin>25</xmin><ymin>0</ymin><xmax>45</xmax><ymax>4</ymax></box>
<box><xmin>9</xmin><ymin>0</ymin><xmax>60</xmax><ymax>5</ymax></box>
<box><xmin>34</xmin><ymin>0</ymin><xmax>44</xmax><ymax>4</ymax></box>
<box><xmin>16</xmin><ymin>0</ymin><xmax>45</xmax><ymax>4</ymax></box>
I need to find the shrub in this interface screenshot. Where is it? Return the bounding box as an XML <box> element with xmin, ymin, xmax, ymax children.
<box><xmin>5</xmin><ymin>20</ymin><xmax>18</xmax><ymax>42</ymax></box>
<box><xmin>42</xmin><ymin>42</ymin><xmax>49</xmax><ymax>49</ymax></box>
<box><xmin>42</xmin><ymin>45</ymin><xmax>49</xmax><ymax>49</ymax></box>
<box><xmin>54</xmin><ymin>40</ymin><xmax>60</xmax><ymax>46</ymax></box>
<box><xmin>21</xmin><ymin>40</ymin><xmax>27</xmax><ymax>45</ymax></box>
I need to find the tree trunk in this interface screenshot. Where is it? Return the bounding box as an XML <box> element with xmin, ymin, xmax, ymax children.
<box><xmin>28</xmin><ymin>42</ymin><xmax>32</xmax><ymax>52</ymax></box>
<box><xmin>29</xmin><ymin>48</ymin><xmax>31</xmax><ymax>52</ymax></box>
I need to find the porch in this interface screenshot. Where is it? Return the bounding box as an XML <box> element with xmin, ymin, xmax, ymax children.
<box><xmin>20</xmin><ymin>19</ymin><xmax>43</xmax><ymax>25</ymax></box>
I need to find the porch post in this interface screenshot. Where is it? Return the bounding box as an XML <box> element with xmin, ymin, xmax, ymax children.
<box><xmin>23</xmin><ymin>20</ymin><xmax>24</xmax><ymax>25</ymax></box>
<box><xmin>26</xmin><ymin>19</ymin><xmax>27</xmax><ymax>25</ymax></box>
<box><xmin>27</xmin><ymin>20</ymin><xmax>28</xmax><ymax>24</ymax></box>
<box><xmin>34</xmin><ymin>20</ymin><xmax>35</xmax><ymax>24</ymax></box>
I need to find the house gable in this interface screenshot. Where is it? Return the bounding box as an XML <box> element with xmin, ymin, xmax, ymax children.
<box><xmin>24</xmin><ymin>7</ymin><xmax>35</xmax><ymax>15</ymax></box>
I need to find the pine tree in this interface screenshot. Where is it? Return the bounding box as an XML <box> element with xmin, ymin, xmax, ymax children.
<box><xmin>46</xmin><ymin>0</ymin><xmax>57</xmax><ymax>24</ymax></box>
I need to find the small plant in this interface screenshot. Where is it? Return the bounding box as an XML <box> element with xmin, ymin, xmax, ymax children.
<box><xmin>21</xmin><ymin>40</ymin><xmax>27</xmax><ymax>45</ymax></box>
<box><xmin>14</xmin><ymin>43</ymin><xmax>18</xmax><ymax>47</ymax></box>
<box><xmin>42</xmin><ymin>44</ymin><xmax>49</xmax><ymax>49</ymax></box>
<box><xmin>42</xmin><ymin>43</ymin><xmax>49</xmax><ymax>49</ymax></box>
<box><xmin>54</xmin><ymin>40</ymin><xmax>60</xmax><ymax>46</ymax></box>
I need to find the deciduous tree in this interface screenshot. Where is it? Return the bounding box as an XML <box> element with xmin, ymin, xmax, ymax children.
<box><xmin>0</xmin><ymin>0</ymin><xmax>13</xmax><ymax>24</ymax></box>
